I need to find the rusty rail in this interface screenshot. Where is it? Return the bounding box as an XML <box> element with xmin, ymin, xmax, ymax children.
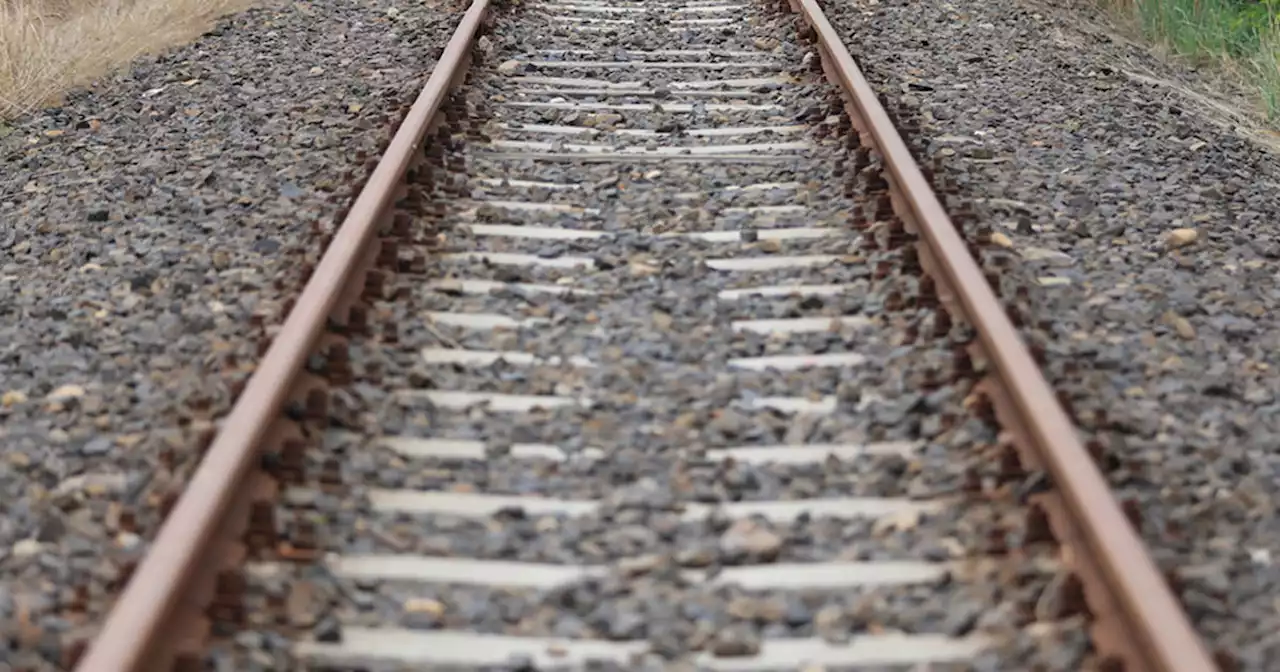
<box><xmin>73</xmin><ymin>0</ymin><xmax>490</xmax><ymax>669</ymax></box>
<box><xmin>785</xmin><ymin>0</ymin><xmax>1217</xmax><ymax>670</ymax></box>
<box><xmin>73</xmin><ymin>0</ymin><xmax>1219</xmax><ymax>669</ymax></box>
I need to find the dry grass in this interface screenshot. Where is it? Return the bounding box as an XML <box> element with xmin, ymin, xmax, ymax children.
<box><xmin>0</xmin><ymin>0</ymin><xmax>255</xmax><ymax>120</ymax></box>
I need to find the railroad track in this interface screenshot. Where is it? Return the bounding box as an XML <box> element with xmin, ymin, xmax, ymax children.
<box><xmin>73</xmin><ymin>0</ymin><xmax>1219</xmax><ymax>670</ymax></box>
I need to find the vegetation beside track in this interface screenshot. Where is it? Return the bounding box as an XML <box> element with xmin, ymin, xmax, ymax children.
<box><xmin>1102</xmin><ymin>0</ymin><xmax>1280</xmax><ymax>118</ymax></box>
<box><xmin>0</xmin><ymin>0</ymin><xmax>253</xmax><ymax>120</ymax></box>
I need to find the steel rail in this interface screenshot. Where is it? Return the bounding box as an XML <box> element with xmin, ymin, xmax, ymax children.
<box><xmin>787</xmin><ymin>0</ymin><xmax>1217</xmax><ymax>670</ymax></box>
<box><xmin>73</xmin><ymin>1</ymin><xmax>490</xmax><ymax>669</ymax></box>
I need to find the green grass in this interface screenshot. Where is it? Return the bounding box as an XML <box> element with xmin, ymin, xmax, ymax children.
<box><xmin>1122</xmin><ymin>0</ymin><xmax>1280</xmax><ymax>118</ymax></box>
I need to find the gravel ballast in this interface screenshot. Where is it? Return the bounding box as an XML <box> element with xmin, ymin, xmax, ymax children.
<box><xmin>0</xmin><ymin>0</ymin><xmax>459</xmax><ymax>665</ymax></box>
<box><xmin>823</xmin><ymin>0</ymin><xmax>1280</xmax><ymax>666</ymax></box>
